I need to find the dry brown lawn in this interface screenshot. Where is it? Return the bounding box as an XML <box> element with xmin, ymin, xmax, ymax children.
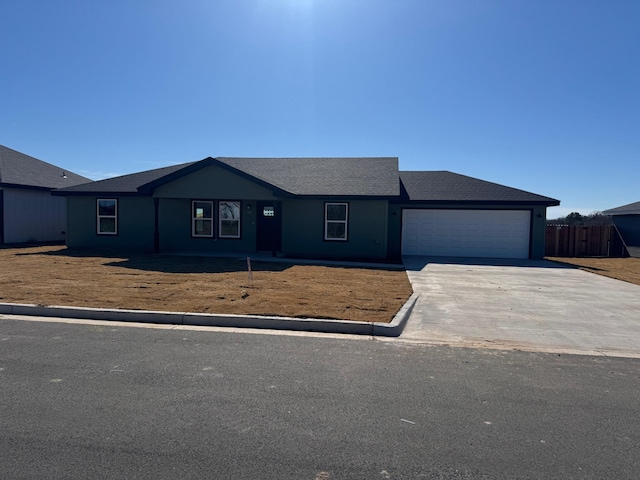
<box><xmin>0</xmin><ymin>245</ymin><xmax>413</xmax><ymax>323</ymax></box>
<box><xmin>546</xmin><ymin>256</ymin><xmax>640</xmax><ymax>286</ymax></box>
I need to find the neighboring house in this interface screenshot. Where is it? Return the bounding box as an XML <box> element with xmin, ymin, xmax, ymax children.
<box><xmin>603</xmin><ymin>201</ymin><xmax>640</xmax><ymax>258</ymax></box>
<box><xmin>0</xmin><ymin>145</ymin><xmax>91</xmax><ymax>244</ymax></box>
<box><xmin>54</xmin><ymin>157</ymin><xmax>559</xmax><ymax>260</ymax></box>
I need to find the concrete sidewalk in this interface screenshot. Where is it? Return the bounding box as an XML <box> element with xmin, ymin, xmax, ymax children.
<box><xmin>401</xmin><ymin>256</ymin><xmax>640</xmax><ymax>357</ymax></box>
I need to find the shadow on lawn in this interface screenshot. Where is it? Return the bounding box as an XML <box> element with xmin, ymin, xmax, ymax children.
<box><xmin>15</xmin><ymin>246</ymin><xmax>404</xmax><ymax>274</ymax></box>
<box><xmin>17</xmin><ymin>247</ymin><xmax>292</xmax><ymax>274</ymax></box>
<box><xmin>103</xmin><ymin>256</ymin><xmax>292</xmax><ymax>274</ymax></box>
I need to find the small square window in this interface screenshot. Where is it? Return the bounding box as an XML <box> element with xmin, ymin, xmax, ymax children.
<box><xmin>263</xmin><ymin>206</ymin><xmax>275</xmax><ymax>217</ymax></box>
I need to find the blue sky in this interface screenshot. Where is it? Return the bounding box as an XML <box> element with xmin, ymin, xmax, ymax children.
<box><xmin>1</xmin><ymin>0</ymin><xmax>638</xmax><ymax>218</ymax></box>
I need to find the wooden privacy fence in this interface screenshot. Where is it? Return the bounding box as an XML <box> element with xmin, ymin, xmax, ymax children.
<box><xmin>545</xmin><ymin>225</ymin><xmax>627</xmax><ymax>257</ymax></box>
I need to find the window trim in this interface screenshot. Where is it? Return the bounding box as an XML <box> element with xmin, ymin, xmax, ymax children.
<box><xmin>324</xmin><ymin>202</ymin><xmax>348</xmax><ymax>241</ymax></box>
<box><xmin>192</xmin><ymin>200</ymin><xmax>214</xmax><ymax>238</ymax></box>
<box><xmin>218</xmin><ymin>200</ymin><xmax>241</xmax><ymax>239</ymax></box>
<box><xmin>96</xmin><ymin>198</ymin><xmax>118</xmax><ymax>235</ymax></box>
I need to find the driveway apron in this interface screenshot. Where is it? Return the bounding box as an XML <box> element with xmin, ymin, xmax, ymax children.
<box><xmin>401</xmin><ymin>256</ymin><xmax>640</xmax><ymax>357</ymax></box>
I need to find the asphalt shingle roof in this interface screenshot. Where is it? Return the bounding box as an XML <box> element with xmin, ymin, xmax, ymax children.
<box><xmin>56</xmin><ymin>162</ymin><xmax>198</xmax><ymax>194</ymax></box>
<box><xmin>57</xmin><ymin>157</ymin><xmax>400</xmax><ymax>197</ymax></box>
<box><xmin>217</xmin><ymin>157</ymin><xmax>399</xmax><ymax>196</ymax></box>
<box><xmin>54</xmin><ymin>158</ymin><xmax>559</xmax><ymax>206</ymax></box>
<box><xmin>399</xmin><ymin>171</ymin><xmax>559</xmax><ymax>205</ymax></box>
<box><xmin>602</xmin><ymin>201</ymin><xmax>640</xmax><ymax>216</ymax></box>
<box><xmin>0</xmin><ymin>145</ymin><xmax>90</xmax><ymax>189</ymax></box>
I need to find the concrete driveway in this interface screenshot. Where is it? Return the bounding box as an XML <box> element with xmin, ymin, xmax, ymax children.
<box><xmin>401</xmin><ymin>256</ymin><xmax>640</xmax><ymax>357</ymax></box>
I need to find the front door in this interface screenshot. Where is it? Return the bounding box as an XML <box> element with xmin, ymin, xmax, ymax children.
<box><xmin>256</xmin><ymin>201</ymin><xmax>282</xmax><ymax>254</ymax></box>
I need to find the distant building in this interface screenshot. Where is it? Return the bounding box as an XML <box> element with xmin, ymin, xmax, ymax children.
<box><xmin>0</xmin><ymin>145</ymin><xmax>90</xmax><ymax>244</ymax></box>
<box><xmin>603</xmin><ymin>201</ymin><xmax>640</xmax><ymax>258</ymax></box>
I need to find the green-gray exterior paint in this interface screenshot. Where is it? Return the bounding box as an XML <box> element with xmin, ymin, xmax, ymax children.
<box><xmin>281</xmin><ymin>199</ymin><xmax>388</xmax><ymax>259</ymax></box>
<box><xmin>152</xmin><ymin>165</ymin><xmax>276</xmax><ymax>200</ymax></box>
<box><xmin>67</xmin><ymin>196</ymin><xmax>155</xmax><ymax>250</ymax></box>
<box><xmin>158</xmin><ymin>198</ymin><xmax>258</xmax><ymax>253</ymax></box>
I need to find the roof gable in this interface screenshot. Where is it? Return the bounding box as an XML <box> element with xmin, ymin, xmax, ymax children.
<box><xmin>0</xmin><ymin>145</ymin><xmax>90</xmax><ymax>189</ymax></box>
<box><xmin>399</xmin><ymin>171</ymin><xmax>560</xmax><ymax>205</ymax></box>
<box><xmin>603</xmin><ymin>201</ymin><xmax>640</xmax><ymax>216</ymax></box>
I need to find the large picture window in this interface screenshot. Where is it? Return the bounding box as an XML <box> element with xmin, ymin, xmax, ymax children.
<box><xmin>325</xmin><ymin>202</ymin><xmax>348</xmax><ymax>241</ymax></box>
<box><xmin>97</xmin><ymin>199</ymin><xmax>117</xmax><ymax>235</ymax></box>
<box><xmin>192</xmin><ymin>201</ymin><xmax>213</xmax><ymax>237</ymax></box>
<box><xmin>219</xmin><ymin>201</ymin><xmax>241</xmax><ymax>238</ymax></box>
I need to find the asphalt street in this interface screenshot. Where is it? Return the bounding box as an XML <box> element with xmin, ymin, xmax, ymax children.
<box><xmin>1</xmin><ymin>317</ymin><xmax>639</xmax><ymax>479</ymax></box>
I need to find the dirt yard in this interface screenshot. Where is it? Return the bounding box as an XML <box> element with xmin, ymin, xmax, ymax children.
<box><xmin>546</xmin><ymin>256</ymin><xmax>640</xmax><ymax>286</ymax></box>
<box><xmin>0</xmin><ymin>245</ymin><xmax>412</xmax><ymax>323</ymax></box>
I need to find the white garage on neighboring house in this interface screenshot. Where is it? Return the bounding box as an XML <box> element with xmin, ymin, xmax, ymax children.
<box><xmin>0</xmin><ymin>145</ymin><xmax>90</xmax><ymax>244</ymax></box>
<box><xmin>391</xmin><ymin>171</ymin><xmax>559</xmax><ymax>260</ymax></box>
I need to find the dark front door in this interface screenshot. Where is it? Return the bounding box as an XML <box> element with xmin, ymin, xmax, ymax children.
<box><xmin>256</xmin><ymin>201</ymin><xmax>282</xmax><ymax>254</ymax></box>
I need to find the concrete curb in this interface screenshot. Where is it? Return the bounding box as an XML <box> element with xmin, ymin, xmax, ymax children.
<box><xmin>0</xmin><ymin>293</ymin><xmax>419</xmax><ymax>337</ymax></box>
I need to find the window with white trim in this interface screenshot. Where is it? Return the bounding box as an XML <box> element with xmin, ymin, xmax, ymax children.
<box><xmin>97</xmin><ymin>199</ymin><xmax>117</xmax><ymax>235</ymax></box>
<box><xmin>192</xmin><ymin>201</ymin><xmax>213</xmax><ymax>237</ymax></box>
<box><xmin>219</xmin><ymin>201</ymin><xmax>241</xmax><ymax>238</ymax></box>
<box><xmin>324</xmin><ymin>202</ymin><xmax>348</xmax><ymax>241</ymax></box>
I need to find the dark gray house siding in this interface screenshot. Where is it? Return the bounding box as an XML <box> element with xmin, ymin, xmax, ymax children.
<box><xmin>281</xmin><ymin>199</ymin><xmax>389</xmax><ymax>259</ymax></box>
<box><xmin>156</xmin><ymin>198</ymin><xmax>259</xmax><ymax>254</ymax></box>
<box><xmin>67</xmin><ymin>196</ymin><xmax>156</xmax><ymax>251</ymax></box>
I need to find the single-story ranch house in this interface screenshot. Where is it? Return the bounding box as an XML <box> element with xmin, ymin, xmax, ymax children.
<box><xmin>603</xmin><ymin>201</ymin><xmax>640</xmax><ymax>258</ymax></box>
<box><xmin>0</xmin><ymin>145</ymin><xmax>90</xmax><ymax>244</ymax></box>
<box><xmin>53</xmin><ymin>157</ymin><xmax>559</xmax><ymax>260</ymax></box>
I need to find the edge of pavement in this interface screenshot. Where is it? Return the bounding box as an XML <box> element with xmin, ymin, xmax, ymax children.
<box><xmin>0</xmin><ymin>293</ymin><xmax>419</xmax><ymax>337</ymax></box>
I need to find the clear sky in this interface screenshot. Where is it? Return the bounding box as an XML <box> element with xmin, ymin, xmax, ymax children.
<box><xmin>1</xmin><ymin>0</ymin><xmax>638</xmax><ymax>218</ymax></box>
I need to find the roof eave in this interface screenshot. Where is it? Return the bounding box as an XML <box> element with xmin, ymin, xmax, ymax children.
<box><xmin>0</xmin><ymin>182</ymin><xmax>54</xmax><ymax>192</ymax></box>
<box><xmin>604</xmin><ymin>210</ymin><xmax>640</xmax><ymax>216</ymax></box>
<box><xmin>393</xmin><ymin>199</ymin><xmax>560</xmax><ymax>206</ymax></box>
<box><xmin>52</xmin><ymin>190</ymin><xmax>144</xmax><ymax>197</ymax></box>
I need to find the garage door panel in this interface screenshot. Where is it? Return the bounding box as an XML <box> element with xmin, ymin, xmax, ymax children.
<box><xmin>401</xmin><ymin>209</ymin><xmax>530</xmax><ymax>258</ymax></box>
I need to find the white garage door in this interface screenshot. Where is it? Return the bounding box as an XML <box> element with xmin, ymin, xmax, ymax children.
<box><xmin>402</xmin><ymin>209</ymin><xmax>531</xmax><ymax>258</ymax></box>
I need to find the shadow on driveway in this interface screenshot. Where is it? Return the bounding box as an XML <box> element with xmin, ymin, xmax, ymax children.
<box><xmin>402</xmin><ymin>255</ymin><xmax>576</xmax><ymax>271</ymax></box>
